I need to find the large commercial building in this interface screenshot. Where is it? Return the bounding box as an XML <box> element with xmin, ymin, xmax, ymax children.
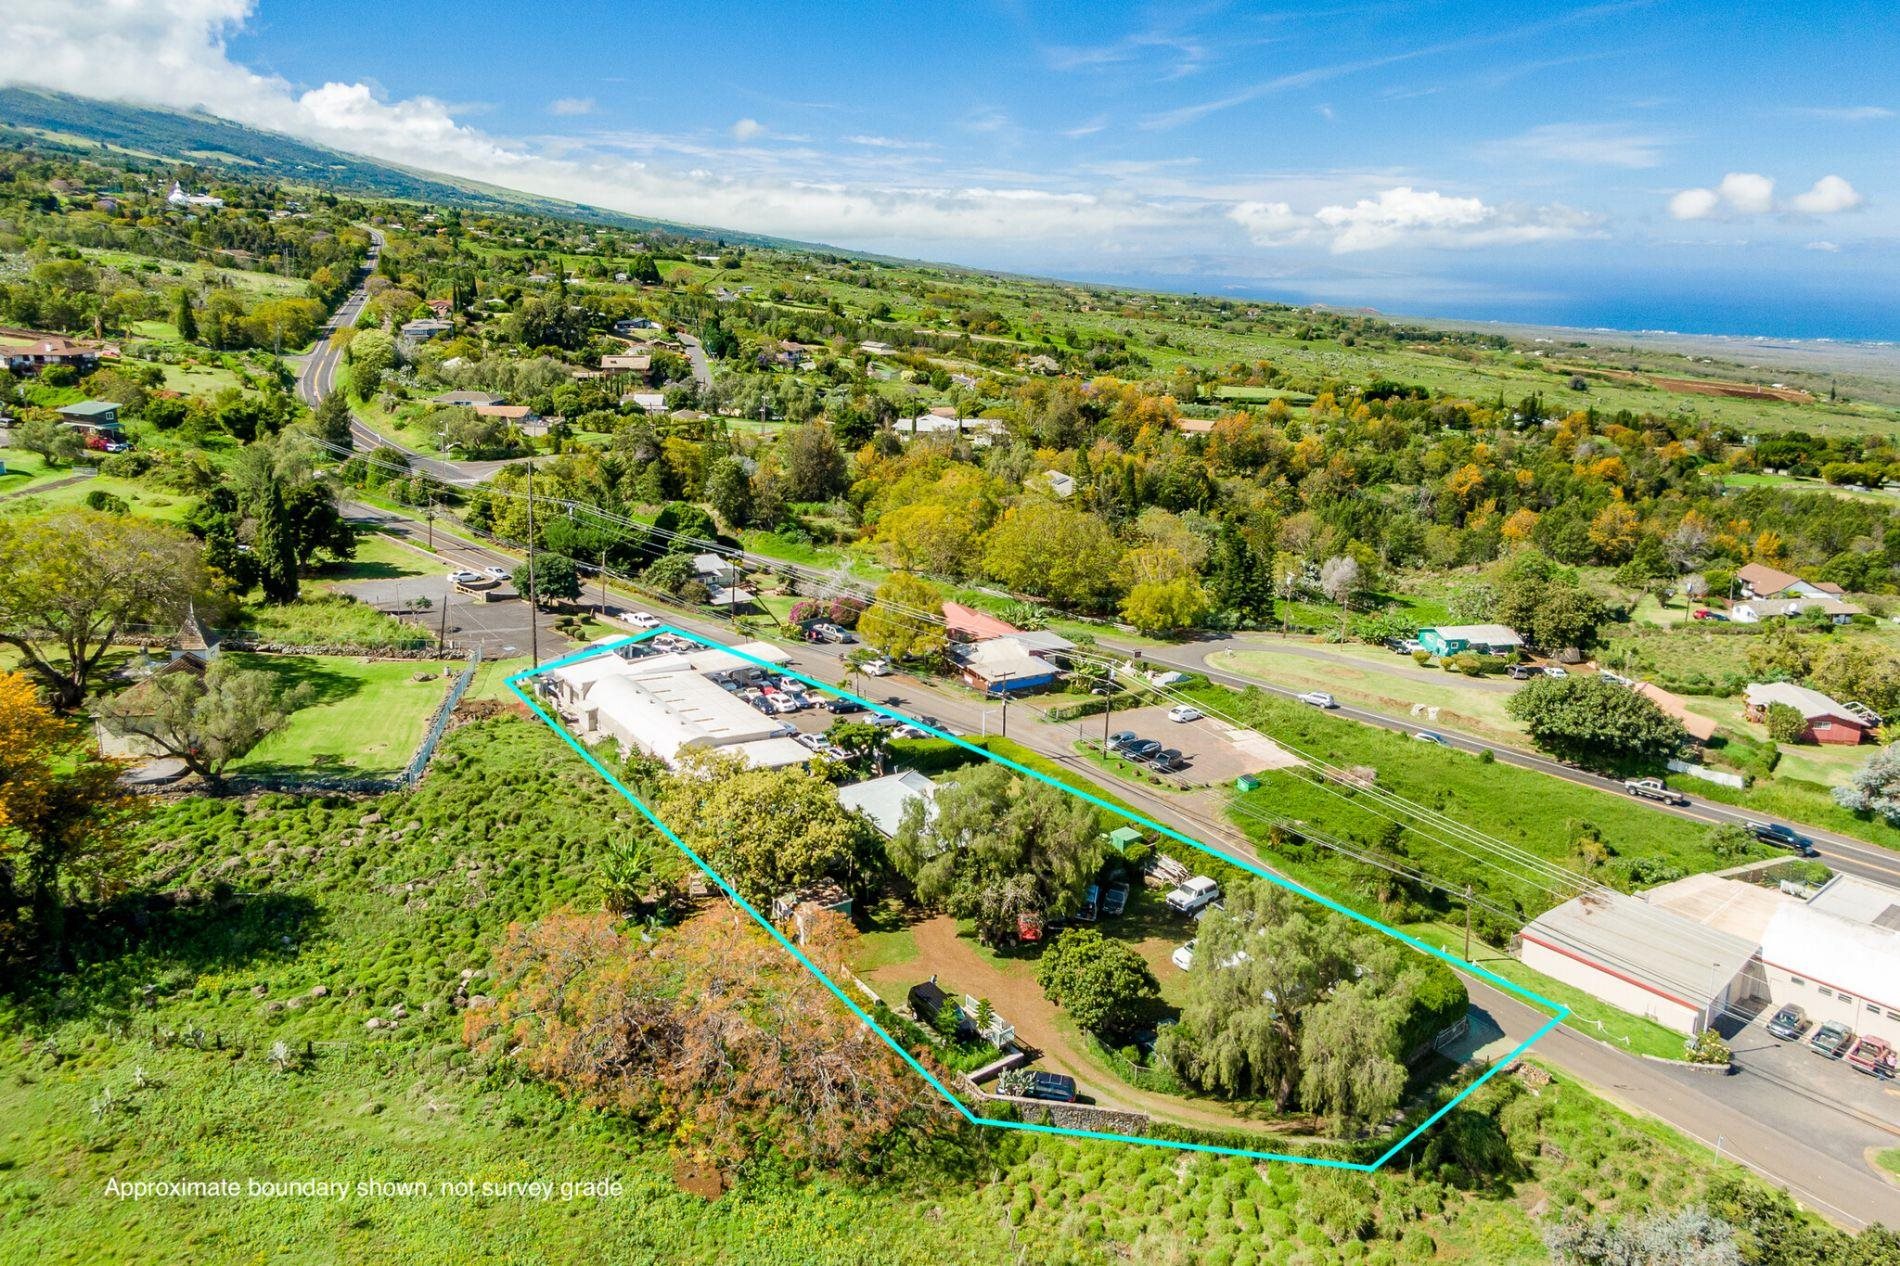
<box><xmin>544</xmin><ymin>641</ymin><xmax>808</xmax><ymax>769</ymax></box>
<box><xmin>1526</xmin><ymin>871</ymin><xmax>1900</xmax><ymax>1043</ymax></box>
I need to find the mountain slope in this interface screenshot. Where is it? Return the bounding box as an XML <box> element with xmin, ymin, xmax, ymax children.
<box><xmin>0</xmin><ymin>86</ymin><xmax>810</xmax><ymax>249</ymax></box>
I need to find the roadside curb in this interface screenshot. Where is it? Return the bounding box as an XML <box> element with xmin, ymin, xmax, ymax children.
<box><xmin>1642</xmin><ymin>1051</ymin><xmax>1733</xmax><ymax>1074</ymax></box>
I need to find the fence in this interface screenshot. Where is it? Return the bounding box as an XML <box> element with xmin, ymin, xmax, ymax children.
<box><xmin>222</xmin><ymin>646</ymin><xmax>482</xmax><ymax>796</ymax></box>
<box><xmin>1666</xmin><ymin>757</ymin><xmax>1748</xmax><ymax>789</ymax></box>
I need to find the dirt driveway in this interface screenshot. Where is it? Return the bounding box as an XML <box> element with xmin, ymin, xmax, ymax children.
<box><xmin>862</xmin><ymin>913</ymin><xmax>1311</xmax><ymax>1138</ymax></box>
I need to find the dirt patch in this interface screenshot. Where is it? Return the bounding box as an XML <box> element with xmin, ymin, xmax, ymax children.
<box><xmin>1648</xmin><ymin>376</ymin><xmax>1813</xmax><ymax>403</ymax></box>
<box><xmin>671</xmin><ymin>1156</ymin><xmax>729</xmax><ymax>1200</ymax></box>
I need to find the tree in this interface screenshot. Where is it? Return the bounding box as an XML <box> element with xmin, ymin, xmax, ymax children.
<box><xmin>704</xmin><ymin>456</ymin><xmax>754</xmax><ymax>529</ymax></box>
<box><xmin>1763</xmin><ymin>701</ymin><xmax>1807</xmax><ymax>744</ymax></box>
<box><xmin>877</xmin><ymin>502</ymin><xmax>983</xmax><ymax>578</ymax></box>
<box><xmin>1120</xmin><ymin>576</ymin><xmax>1212</xmax><ymax>636</ymax></box>
<box><xmin>172</xmin><ymin>287</ymin><xmax>197</xmax><ymax>342</ymax></box>
<box><xmin>1208</xmin><ymin>522</ymin><xmax>1272</xmax><ymax>624</ymax></box>
<box><xmin>779</xmin><ymin>423</ymin><xmax>846</xmax><ymax>501</ymax></box>
<box><xmin>658</xmin><ymin>754</ymin><xmax>876</xmax><ymax>906</ymax></box>
<box><xmin>1298</xmin><ymin>981</ymin><xmax>1406</xmax><ymax>1137</ymax></box>
<box><xmin>311</xmin><ymin>391</ymin><xmax>353</xmax><ymax>449</ymax></box>
<box><xmin>981</xmin><ymin>502</ymin><xmax>1124</xmax><ymax>611</ymax></box>
<box><xmin>1809</xmin><ymin>641</ymin><xmax>1900</xmax><ymax>716</ymax></box>
<box><xmin>1544</xmin><ymin>1206</ymin><xmax>1742</xmax><ymax>1266</ymax></box>
<box><xmin>1319</xmin><ymin>555</ymin><xmax>1360</xmax><ymax>633</ymax></box>
<box><xmin>0</xmin><ymin>672</ymin><xmax>137</xmax><ymax>961</ymax></box>
<box><xmin>254</xmin><ymin>476</ymin><xmax>300</xmax><ymax>603</ymax></box>
<box><xmin>1745</xmin><ymin>621</ymin><xmax>1811</xmax><ymax>681</ymax></box>
<box><xmin>891</xmin><ymin>763</ymin><xmax>1104</xmax><ymax>945</ymax></box>
<box><xmin>469</xmin><ymin>906</ymin><xmax>943</xmax><ymax>1170</ymax></box>
<box><xmin>0</xmin><ymin>511</ymin><xmax>204</xmax><ymax>711</ymax></box>
<box><xmin>857</xmin><ymin>572</ymin><xmax>946</xmax><ymax>663</ymax></box>
<box><xmin>12</xmin><ymin>417</ymin><xmax>82</xmax><ymax>468</ymax></box>
<box><xmin>1506</xmin><ymin>676</ymin><xmax>1686</xmax><ymax>768</ymax></box>
<box><xmin>1834</xmin><ymin>745</ymin><xmax>1900</xmax><ymax>823</ymax></box>
<box><xmin>825</xmin><ymin>719</ymin><xmax>886</xmax><ymax>768</ymax></box>
<box><xmin>1495</xmin><ymin>569</ymin><xmax>1610</xmax><ymax>652</ymax></box>
<box><xmin>99</xmin><ymin>659</ymin><xmax>312</xmax><ymax>789</ymax></box>
<box><xmin>1036</xmin><ymin>928</ymin><xmax>1160</xmax><ymax>1040</ymax></box>
<box><xmin>514</xmin><ymin>553</ymin><xmax>581</xmax><ymax>607</ymax></box>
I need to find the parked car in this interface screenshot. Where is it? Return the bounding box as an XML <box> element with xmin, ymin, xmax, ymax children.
<box><xmin>1765</xmin><ymin>1005</ymin><xmax>1809</xmax><ymax>1041</ymax></box>
<box><xmin>1297</xmin><ymin>691</ymin><xmax>1338</xmax><ymax>708</ymax></box>
<box><xmin>1167</xmin><ymin>705</ymin><xmax>1204</xmax><ymax>723</ymax></box>
<box><xmin>482</xmin><ymin>565</ymin><xmax>510</xmax><ymax>581</ymax></box>
<box><xmin>811</xmin><ymin>622</ymin><xmax>853</xmax><ymax>644</ymax></box>
<box><xmin>889</xmin><ymin>724</ymin><xmax>929</xmax><ymax>740</ymax></box>
<box><xmin>1692</xmin><ymin>608</ymin><xmax>1728</xmax><ymax>622</ymax></box>
<box><xmin>1413</xmin><ymin>730</ymin><xmax>1447</xmax><ymax>745</ymax></box>
<box><xmin>792</xmin><ymin>732</ymin><xmax>827</xmax><ymax>752</ymax></box>
<box><xmin>1165</xmin><ymin>876</ymin><xmax>1221</xmax><ymax>915</ymax></box>
<box><xmin>1542</xmin><ymin>665</ymin><xmax>1569</xmax><ymax>679</ymax></box>
<box><xmin>1600</xmin><ymin>670</ymin><xmax>1632</xmax><ymax>686</ymax></box>
<box><xmin>448</xmin><ymin>569</ymin><xmax>483</xmax><ymax>585</ymax></box>
<box><xmin>1171</xmin><ymin>940</ymin><xmax>1197</xmax><ymax>972</ymax></box>
<box><xmin>1101</xmin><ymin>882</ymin><xmax>1130</xmax><ymax>917</ymax></box>
<box><xmin>1623</xmin><ymin>777</ymin><xmax>1688</xmax><ymax>806</ymax></box>
<box><xmin>862</xmin><ymin>658</ymin><xmax>893</xmax><ymax>677</ymax></box>
<box><xmin>1079</xmin><ymin>884</ymin><xmax>1100</xmax><ymax>922</ymax></box>
<box><xmin>1107</xmin><ymin>730</ymin><xmax>1138</xmax><ymax>750</ymax></box>
<box><xmin>1020</xmin><ymin>1071</ymin><xmax>1077</xmax><ymax>1103</ymax></box>
<box><xmin>1507</xmin><ymin>664</ymin><xmax>1536</xmax><ymax>680</ymax></box>
<box><xmin>1152</xmin><ymin>749</ymin><xmax>1186</xmax><ymax>772</ymax></box>
<box><xmin>1124</xmin><ymin>739</ymin><xmax>1163</xmax><ymax>763</ymax></box>
<box><xmin>1846</xmin><ymin>1036</ymin><xmax>1896</xmax><ymax>1078</ymax></box>
<box><xmin>1745</xmin><ymin>821</ymin><xmax>1819</xmax><ymax>857</ymax></box>
<box><xmin>1810</xmin><ymin>1021</ymin><xmax>1855</xmax><ymax>1059</ymax></box>
<box><xmin>626</xmin><ymin>611</ymin><xmax>660</xmax><ymax>629</ymax></box>
<box><xmin>824</xmin><ymin>697</ymin><xmax>867</xmax><ymax>714</ymax></box>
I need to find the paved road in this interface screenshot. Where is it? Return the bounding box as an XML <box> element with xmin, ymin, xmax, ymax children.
<box><xmin>1130</xmin><ymin>633</ymin><xmax>1900</xmax><ymax>887</ymax></box>
<box><xmin>295</xmin><ymin>229</ymin><xmax>522</xmax><ymax>488</ymax></box>
<box><xmin>676</xmin><ymin>331</ymin><xmax>713</xmax><ymax>392</ymax></box>
<box><xmin>352</xmin><ymin>498</ymin><xmax>1898</xmax><ymax>1228</ymax></box>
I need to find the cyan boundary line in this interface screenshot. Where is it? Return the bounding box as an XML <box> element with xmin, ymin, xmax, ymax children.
<box><xmin>506</xmin><ymin>626</ymin><xmax>1568</xmax><ymax>1168</ymax></box>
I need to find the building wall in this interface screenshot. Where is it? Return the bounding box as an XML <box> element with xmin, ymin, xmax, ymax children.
<box><xmin>1519</xmin><ymin>936</ymin><xmax>1716</xmax><ymax>1035</ymax></box>
<box><xmin>1806</xmin><ymin>718</ymin><xmax>1866</xmax><ymax>745</ymax></box>
<box><xmin>1758</xmin><ymin>959</ymin><xmax>1900</xmax><ymax>1045</ymax></box>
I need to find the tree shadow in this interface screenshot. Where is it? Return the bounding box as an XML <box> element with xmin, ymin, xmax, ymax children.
<box><xmin>245</xmin><ymin>654</ymin><xmax>367</xmax><ymax>707</ymax></box>
<box><xmin>9</xmin><ymin>887</ymin><xmax>324</xmax><ymax>1028</ymax></box>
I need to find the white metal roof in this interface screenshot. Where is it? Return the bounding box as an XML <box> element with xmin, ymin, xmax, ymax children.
<box><xmin>1806</xmin><ymin>874</ymin><xmax>1900</xmax><ymax>930</ymax></box>
<box><xmin>1760</xmin><ymin>903</ymin><xmax>1900</xmax><ymax>1010</ymax></box>
<box><xmin>837</xmin><ymin>770</ymin><xmax>937</xmax><ymax>838</ymax></box>
<box><xmin>1424</xmin><ymin>623</ymin><xmax>1524</xmax><ymax>645</ymax></box>
<box><xmin>1521</xmin><ymin>889</ymin><xmax>1758</xmax><ymax>1006</ymax></box>
<box><xmin>1742</xmin><ymin>681</ymin><xmax>1857</xmax><ymax>721</ymax></box>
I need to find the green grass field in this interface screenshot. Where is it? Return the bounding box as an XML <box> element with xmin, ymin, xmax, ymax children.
<box><xmin>0</xmin><ymin>472</ymin><xmax>197</xmax><ymax>521</ymax></box>
<box><xmin>1210</xmin><ymin>645</ymin><xmax>1526</xmax><ymax>747</ymax></box>
<box><xmin>228</xmin><ymin>653</ymin><xmax>455</xmax><ymax>777</ymax></box>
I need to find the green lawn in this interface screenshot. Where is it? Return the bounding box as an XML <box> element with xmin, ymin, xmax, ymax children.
<box><xmin>0</xmin><ymin>448</ymin><xmax>63</xmax><ymax>498</ymax></box>
<box><xmin>1210</xmin><ymin>645</ymin><xmax>1526</xmax><ymax>747</ymax></box>
<box><xmin>0</xmin><ymin>473</ymin><xmax>197</xmax><ymax>522</ymax></box>
<box><xmin>1877</xmin><ymin>1147</ymin><xmax>1900</xmax><ymax>1180</ymax></box>
<box><xmin>1189</xmin><ymin>681</ymin><xmax>1773</xmax><ymax>923</ymax></box>
<box><xmin>312</xmin><ymin>529</ymin><xmax>437</xmax><ymax>583</ymax></box>
<box><xmin>230</xmin><ymin>653</ymin><xmax>456</xmax><ymax>777</ymax></box>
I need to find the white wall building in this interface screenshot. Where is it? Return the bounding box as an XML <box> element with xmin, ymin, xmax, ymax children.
<box><xmin>545</xmin><ymin>645</ymin><xmax>806</xmax><ymax>770</ymax></box>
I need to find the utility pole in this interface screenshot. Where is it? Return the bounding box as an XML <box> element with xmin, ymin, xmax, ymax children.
<box><xmin>525</xmin><ymin>457</ymin><xmax>539</xmax><ymax>668</ymax></box>
<box><xmin>598</xmin><ymin>546</ymin><xmax>608</xmax><ymax>616</ymax></box>
<box><xmin>438</xmin><ymin>574</ymin><xmax>450</xmax><ymax>655</ymax></box>
<box><xmin>426</xmin><ymin>500</ymin><xmax>436</xmax><ymax>551</ymax></box>
<box><xmin>1463</xmin><ymin>884</ymin><xmax>1474</xmax><ymax>961</ymax></box>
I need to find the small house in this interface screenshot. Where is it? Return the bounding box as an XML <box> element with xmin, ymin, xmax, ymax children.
<box><xmin>1731</xmin><ymin>597</ymin><xmax>1862</xmax><ymax>625</ymax></box>
<box><xmin>1742</xmin><ymin>682</ymin><xmax>1873</xmax><ymax>745</ymax></box>
<box><xmin>57</xmin><ymin>400</ymin><xmax>122</xmax><ymax>435</ymax></box>
<box><xmin>1734</xmin><ymin>562</ymin><xmax>1834</xmax><ymax>601</ymax></box>
<box><xmin>952</xmin><ymin>637</ymin><xmax>1061</xmax><ymax>696</ymax></box>
<box><xmin>398</xmin><ymin>318</ymin><xmax>453</xmax><ymax>345</ymax></box>
<box><xmin>1417</xmin><ymin>623</ymin><xmax>1524</xmax><ymax>657</ymax></box>
<box><xmin>837</xmin><ymin>770</ymin><xmax>938</xmax><ymax>839</ymax></box>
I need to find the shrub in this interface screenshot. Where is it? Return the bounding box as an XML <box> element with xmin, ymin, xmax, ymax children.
<box><xmin>1763</xmin><ymin>702</ymin><xmax>1807</xmax><ymax>744</ymax></box>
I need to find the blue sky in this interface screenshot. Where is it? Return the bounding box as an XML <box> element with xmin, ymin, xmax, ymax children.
<box><xmin>5</xmin><ymin>1</ymin><xmax>1896</xmax><ymax>336</ymax></box>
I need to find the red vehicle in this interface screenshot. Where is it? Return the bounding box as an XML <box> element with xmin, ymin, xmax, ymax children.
<box><xmin>1846</xmin><ymin>1036</ymin><xmax>1896</xmax><ymax>1079</ymax></box>
<box><xmin>1015</xmin><ymin>911</ymin><xmax>1044</xmax><ymax>944</ymax></box>
<box><xmin>1691</xmin><ymin>608</ymin><xmax>1728</xmax><ymax>622</ymax></box>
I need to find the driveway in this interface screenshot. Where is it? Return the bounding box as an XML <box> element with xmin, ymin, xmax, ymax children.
<box><xmin>1088</xmin><ymin>703</ymin><xmax>1291</xmax><ymax>787</ymax></box>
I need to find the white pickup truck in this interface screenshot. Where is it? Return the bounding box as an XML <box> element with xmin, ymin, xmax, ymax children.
<box><xmin>1165</xmin><ymin>876</ymin><xmax>1221</xmax><ymax>915</ymax></box>
<box><xmin>1623</xmin><ymin>777</ymin><xmax>1688</xmax><ymax>806</ymax></box>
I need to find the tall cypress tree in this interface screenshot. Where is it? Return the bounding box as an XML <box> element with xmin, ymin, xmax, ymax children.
<box><xmin>173</xmin><ymin>288</ymin><xmax>197</xmax><ymax>343</ymax></box>
<box><xmin>256</xmin><ymin>478</ymin><xmax>300</xmax><ymax>604</ymax></box>
<box><xmin>1211</xmin><ymin>522</ymin><xmax>1272</xmax><ymax>625</ymax></box>
<box><xmin>312</xmin><ymin>392</ymin><xmax>353</xmax><ymax>450</ymax></box>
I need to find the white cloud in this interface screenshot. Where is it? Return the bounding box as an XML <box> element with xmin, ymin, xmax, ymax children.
<box><xmin>1717</xmin><ymin>172</ymin><xmax>1775</xmax><ymax>214</ymax></box>
<box><xmin>1668</xmin><ymin>187</ymin><xmax>1720</xmax><ymax>220</ymax></box>
<box><xmin>548</xmin><ymin>97</ymin><xmax>595</xmax><ymax>117</ymax></box>
<box><xmin>1791</xmin><ymin>174</ymin><xmax>1862</xmax><ymax>214</ymax></box>
<box><xmin>1789</xmin><ymin>105</ymin><xmax>1893</xmax><ymax>122</ymax></box>
<box><xmin>730</xmin><ymin>117</ymin><xmax>766</xmax><ymax>141</ymax></box>
<box><xmin>1311</xmin><ymin>186</ymin><xmax>1591</xmax><ymax>253</ymax></box>
<box><xmin>1480</xmin><ymin>122</ymin><xmax>1667</xmax><ymax>169</ymax></box>
<box><xmin>1669</xmin><ymin>172</ymin><xmax>1862</xmax><ymax>219</ymax></box>
<box><xmin>842</xmin><ymin>134</ymin><xmax>935</xmax><ymax>151</ymax></box>
<box><xmin>1227</xmin><ymin>201</ymin><xmax>1308</xmax><ymax>246</ymax></box>
<box><xmin>1805</xmin><ymin>240</ymin><xmax>1840</xmax><ymax>252</ymax></box>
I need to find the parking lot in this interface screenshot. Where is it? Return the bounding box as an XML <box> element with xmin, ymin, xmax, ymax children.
<box><xmin>1090</xmin><ymin>704</ymin><xmax>1297</xmax><ymax>787</ymax></box>
<box><xmin>337</xmin><ymin>574</ymin><xmax>577</xmax><ymax>658</ymax></box>
<box><xmin>1703</xmin><ymin>1012</ymin><xmax>1900</xmax><ymax>1169</ymax></box>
